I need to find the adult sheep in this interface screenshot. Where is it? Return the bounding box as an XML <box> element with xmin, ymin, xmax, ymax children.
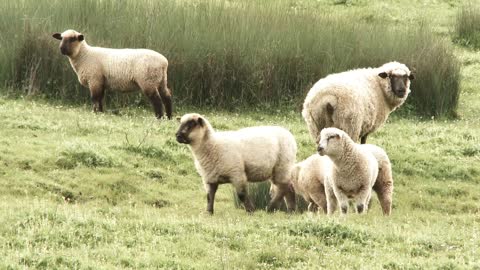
<box><xmin>52</xmin><ymin>29</ymin><xmax>172</xmax><ymax>119</ymax></box>
<box><xmin>290</xmin><ymin>154</ymin><xmax>332</xmax><ymax>213</ymax></box>
<box><xmin>317</xmin><ymin>128</ymin><xmax>393</xmax><ymax>215</ymax></box>
<box><xmin>302</xmin><ymin>61</ymin><xmax>414</xmax><ymax>144</ymax></box>
<box><xmin>175</xmin><ymin>113</ymin><xmax>297</xmax><ymax>214</ymax></box>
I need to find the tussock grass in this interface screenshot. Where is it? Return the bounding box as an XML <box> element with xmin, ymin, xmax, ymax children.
<box><xmin>454</xmin><ymin>2</ymin><xmax>480</xmax><ymax>49</ymax></box>
<box><xmin>0</xmin><ymin>0</ymin><xmax>461</xmax><ymax>116</ymax></box>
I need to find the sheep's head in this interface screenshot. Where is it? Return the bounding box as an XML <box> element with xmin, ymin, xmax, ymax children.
<box><xmin>378</xmin><ymin>62</ymin><xmax>415</xmax><ymax>99</ymax></box>
<box><xmin>317</xmin><ymin>128</ymin><xmax>345</xmax><ymax>157</ymax></box>
<box><xmin>52</xmin><ymin>30</ymin><xmax>85</xmax><ymax>57</ymax></box>
<box><xmin>176</xmin><ymin>113</ymin><xmax>208</xmax><ymax>145</ymax></box>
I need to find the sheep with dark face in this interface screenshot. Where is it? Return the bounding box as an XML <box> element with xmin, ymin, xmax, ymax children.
<box><xmin>52</xmin><ymin>29</ymin><xmax>172</xmax><ymax>119</ymax></box>
<box><xmin>176</xmin><ymin>113</ymin><xmax>297</xmax><ymax>214</ymax></box>
<box><xmin>302</xmin><ymin>61</ymin><xmax>414</xmax><ymax>144</ymax></box>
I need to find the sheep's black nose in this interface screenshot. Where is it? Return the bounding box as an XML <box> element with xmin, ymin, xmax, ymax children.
<box><xmin>317</xmin><ymin>146</ymin><xmax>324</xmax><ymax>152</ymax></box>
<box><xmin>176</xmin><ymin>133</ymin><xmax>189</xmax><ymax>144</ymax></box>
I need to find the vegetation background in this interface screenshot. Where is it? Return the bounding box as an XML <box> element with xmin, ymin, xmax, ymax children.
<box><xmin>0</xmin><ymin>0</ymin><xmax>479</xmax><ymax>269</ymax></box>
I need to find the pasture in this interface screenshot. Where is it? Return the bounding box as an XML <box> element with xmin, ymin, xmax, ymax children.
<box><xmin>0</xmin><ymin>0</ymin><xmax>479</xmax><ymax>269</ymax></box>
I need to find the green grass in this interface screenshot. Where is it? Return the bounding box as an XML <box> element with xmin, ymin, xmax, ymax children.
<box><xmin>0</xmin><ymin>84</ymin><xmax>479</xmax><ymax>268</ymax></box>
<box><xmin>454</xmin><ymin>1</ymin><xmax>480</xmax><ymax>49</ymax></box>
<box><xmin>0</xmin><ymin>0</ymin><xmax>461</xmax><ymax>116</ymax></box>
<box><xmin>0</xmin><ymin>0</ymin><xmax>480</xmax><ymax>269</ymax></box>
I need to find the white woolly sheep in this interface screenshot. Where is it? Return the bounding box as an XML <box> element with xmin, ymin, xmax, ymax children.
<box><xmin>317</xmin><ymin>128</ymin><xmax>378</xmax><ymax>215</ymax></box>
<box><xmin>302</xmin><ymin>61</ymin><xmax>414</xmax><ymax>144</ymax></box>
<box><xmin>290</xmin><ymin>154</ymin><xmax>332</xmax><ymax>213</ymax></box>
<box><xmin>52</xmin><ymin>29</ymin><xmax>172</xmax><ymax>119</ymax></box>
<box><xmin>175</xmin><ymin>113</ymin><xmax>297</xmax><ymax>214</ymax></box>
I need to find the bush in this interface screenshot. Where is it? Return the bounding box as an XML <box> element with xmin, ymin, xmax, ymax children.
<box><xmin>454</xmin><ymin>2</ymin><xmax>480</xmax><ymax>49</ymax></box>
<box><xmin>0</xmin><ymin>0</ymin><xmax>461</xmax><ymax>116</ymax></box>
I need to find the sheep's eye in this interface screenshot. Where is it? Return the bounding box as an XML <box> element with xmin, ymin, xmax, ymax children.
<box><xmin>187</xmin><ymin>120</ymin><xmax>196</xmax><ymax>129</ymax></box>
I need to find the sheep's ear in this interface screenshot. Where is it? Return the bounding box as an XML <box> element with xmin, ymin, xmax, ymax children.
<box><xmin>378</xmin><ymin>72</ymin><xmax>388</xmax><ymax>79</ymax></box>
<box><xmin>197</xmin><ymin>117</ymin><xmax>204</xmax><ymax>127</ymax></box>
<box><xmin>408</xmin><ymin>74</ymin><xmax>415</xmax><ymax>80</ymax></box>
<box><xmin>77</xmin><ymin>34</ymin><xmax>84</xmax><ymax>41</ymax></box>
<box><xmin>52</xmin><ymin>33</ymin><xmax>62</xmax><ymax>40</ymax></box>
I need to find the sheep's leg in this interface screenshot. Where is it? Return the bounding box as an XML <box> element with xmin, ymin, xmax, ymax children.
<box><xmin>283</xmin><ymin>184</ymin><xmax>296</xmax><ymax>212</ymax></box>
<box><xmin>360</xmin><ymin>134</ymin><xmax>369</xmax><ymax>144</ymax></box>
<box><xmin>267</xmin><ymin>183</ymin><xmax>286</xmax><ymax>212</ymax></box>
<box><xmin>373</xmin><ymin>181</ymin><xmax>393</xmax><ymax>216</ymax></box>
<box><xmin>146</xmin><ymin>91</ymin><xmax>165</xmax><ymax>119</ymax></box>
<box><xmin>332</xmin><ymin>186</ymin><xmax>349</xmax><ymax>215</ymax></box>
<box><xmin>233</xmin><ymin>183</ymin><xmax>255</xmax><ymax>213</ymax></box>
<box><xmin>206</xmin><ymin>183</ymin><xmax>218</xmax><ymax>214</ymax></box>
<box><xmin>90</xmin><ymin>85</ymin><xmax>105</xmax><ymax>113</ymax></box>
<box><xmin>307</xmin><ymin>201</ymin><xmax>318</xmax><ymax>212</ymax></box>
<box><xmin>271</xmin><ymin>165</ymin><xmax>296</xmax><ymax>212</ymax></box>
<box><xmin>158</xmin><ymin>73</ymin><xmax>173</xmax><ymax>119</ymax></box>
<box><xmin>325</xmin><ymin>182</ymin><xmax>338</xmax><ymax>215</ymax></box>
<box><xmin>310</xmin><ymin>189</ymin><xmax>328</xmax><ymax>214</ymax></box>
<box><xmin>355</xmin><ymin>189</ymin><xmax>371</xmax><ymax>214</ymax></box>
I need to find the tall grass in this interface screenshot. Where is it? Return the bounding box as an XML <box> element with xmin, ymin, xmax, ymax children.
<box><xmin>454</xmin><ymin>2</ymin><xmax>480</xmax><ymax>49</ymax></box>
<box><xmin>0</xmin><ymin>0</ymin><xmax>460</xmax><ymax>116</ymax></box>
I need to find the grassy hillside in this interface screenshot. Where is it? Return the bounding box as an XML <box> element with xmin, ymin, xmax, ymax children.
<box><xmin>0</xmin><ymin>79</ymin><xmax>479</xmax><ymax>269</ymax></box>
<box><xmin>0</xmin><ymin>0</ymin><xmax>479</xmax><ymax>269</ymax></box>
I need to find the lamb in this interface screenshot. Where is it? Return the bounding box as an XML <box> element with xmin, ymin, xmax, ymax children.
<box><xmin>175</xmin><ymin>113</ymin><xmax>297</xmax><ymax>214</ymax></box>
<box><xmin>289</xmin><ymin>154</ymin><xmax>332</xmax><ymax>213</ymax></box>
<box><xmin>52</xmin><ymin>29</ymin><xmax>172</xmax><ymax>119</ymax></box>
<box><xmin>360</xmin><ymin>144</ymin><xmax>394</xmax><ymax>215</ymax></box>
<box><xmin>302</xmin><ymin>61</ymin><xmax>414</xmax><ymax>144</ymax></box>
<box><xmin>317</xmin><ymin>128</ymin><xmax>378</xmax><ymax>215</ymax></box>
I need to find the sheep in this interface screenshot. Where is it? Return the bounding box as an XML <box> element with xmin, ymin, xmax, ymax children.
<box><xmin>175</xmin><ymin>113</ymin><xmax>297</xmax><ymax>214</ymax></box>
<box><xmin>289</xmin><ymin>154</ymin><xmax>332</xmax><ymax>213</ymax></box>
<box><xmin>302</xmin><ymin>61</ymin><xmax>414</xmax><ymax>144</ymax></box>
<box><xmin>360</xmin><ymin>144</ymin><xmax>394</xmax><ymax>216</ymax></box>
<box><xmin>317</xmin><ymin>128</ymin><xmax>378</xmax><ymax>215</ymax></box>
<box><xmin>52</xmin><ymin>29</ymin><xmax>172</xmax><ymax>119</ymax></box>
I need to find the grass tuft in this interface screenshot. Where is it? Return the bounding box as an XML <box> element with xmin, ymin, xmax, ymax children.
<box><xmin>454</xmin><ymin>2</ymin><xmax>480</xmax><ymax>49</ymax></box>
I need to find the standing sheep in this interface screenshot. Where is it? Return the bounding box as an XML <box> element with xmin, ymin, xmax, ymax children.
<box><xmin>290</xmin><ymin>154</ymin><xmax>332</xmax><ymax>213</ymax></box>
<box><xmin>302</xmin><ymin>61</ymin><xmax>414</xmax><ymax>144</ymax></box>
<box><xmin>317</xmin><ymin>128</ymin><xmax>378</xmax><ymax>215</ymax></box>
<box><xmin>175</xmin><ymin>113</ymin><xmax>297</xmax><ymax>214</ymax></box>
<box><xmin>52</xmin><ymin>29</ymin><xmax>172</xmax><ymax>119</ymax></box>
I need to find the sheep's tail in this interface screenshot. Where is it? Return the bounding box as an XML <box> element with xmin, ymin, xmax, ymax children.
<box><xmin>302</xmin><ymin>94</ymin><xmax>337</xmax><ymax>143</ymax></box>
